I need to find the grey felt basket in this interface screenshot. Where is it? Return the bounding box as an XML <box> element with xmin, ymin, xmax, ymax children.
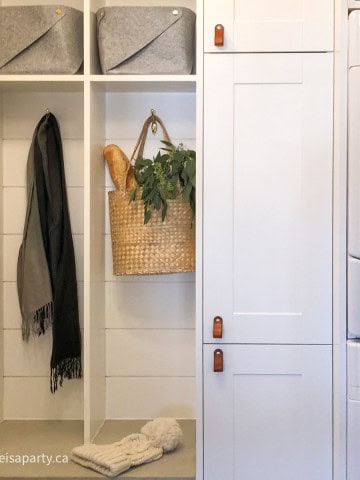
<box><xmin>96</xmin><ymin>6</ymin><xmax>196</xmax><ymax>75</ymax></box>
<box><xmin>0</xmin><ymin>5</ymin><xmax>83</xmax><ymax>74</ymax></box>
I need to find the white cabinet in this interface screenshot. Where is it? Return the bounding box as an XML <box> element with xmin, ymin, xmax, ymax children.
<box><xmin>204</xmin><ymin>0</ymin><xmax>334</xmax><ymax>52</ymax></box>
<box><xmin>203</xmin><ymin>53</ymin><xmax>333</xmax><ymax>345</ymax></box>
<box><xmin>203</xmin><ymin>344</ymin><xmax>332</xmax><ymax>480</ymax></box>
<box><xmin>202</xmin><ymin>4</ymin><xmax>335</xmax><ymax>478</ymax></box>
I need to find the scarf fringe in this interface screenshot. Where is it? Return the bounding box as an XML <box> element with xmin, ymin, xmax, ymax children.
<box><xmin>51</xmin><ymin>356</ymin><xmax>82</xmax><ymax>393</ymax></box>
<box><xmin>22</xmin><ymin>302</ymin><xmax>53</xmax><ymax>342</ymax></box>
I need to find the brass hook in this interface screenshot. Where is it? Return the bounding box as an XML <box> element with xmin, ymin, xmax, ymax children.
<box><xmin>150</xmin><ymin>109</ymin><xmax>157</xmax><ymax>135</ymax></box>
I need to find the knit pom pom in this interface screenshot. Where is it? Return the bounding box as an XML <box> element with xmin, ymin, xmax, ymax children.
<box><xmin>140</xmin><ymin>418</ymin><xmax>183</xmax><ymax>453</ymax></box>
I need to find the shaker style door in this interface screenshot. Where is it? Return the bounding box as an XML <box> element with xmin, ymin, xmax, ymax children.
<box><xmin>203</xmin><ymin>344</ymin><xmax>332</xmax><ymax>480</ymax></box>
<box><xmin>203</xmin><ymin>53</ymin><xmax>333</xmax><ymax>344</ymax></box>
<box><xmin>204</xmin><ymin>0</ymin><xmax>334</xmax><ymax>52</ymax></box>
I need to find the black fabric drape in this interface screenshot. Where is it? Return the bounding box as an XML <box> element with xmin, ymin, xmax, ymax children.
<box><xmin>18</xmin><ymin>112</ymin><xmax>82</xmax><ymax>392</ymax></box>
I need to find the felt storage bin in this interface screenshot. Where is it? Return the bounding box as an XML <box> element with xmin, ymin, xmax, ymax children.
<box><xmin>0</xmin><ymin>5</ymin><xmax>83</xmax><ymax>74</ymax></box>
<box><xmin>96</xmin><ymin>6</ymin><xmax>196</xmax><ymax>75</ymax></box>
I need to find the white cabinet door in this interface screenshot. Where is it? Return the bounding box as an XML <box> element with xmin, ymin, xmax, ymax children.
<box><xmin>203</xmin><ymin>53</ymin><xmax>333</xmax><ymax>344</ymax></box>
<box><xmin>204</xmin><ymin>0</ymin><xmax>334</xmax><ymax>53</ymax></box>
<box><xmin>203</xmin><ymin>344</ymin><xmax>332</xmax><ymax>480</ymax></box>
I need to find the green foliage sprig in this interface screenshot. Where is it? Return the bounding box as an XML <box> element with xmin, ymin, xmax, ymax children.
<box><xmin>130</xmin><ymin>141</ymin><xmax>196</xmax><ymax>224</ymax></box>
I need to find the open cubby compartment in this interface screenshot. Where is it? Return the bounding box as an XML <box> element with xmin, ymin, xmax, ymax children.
<box><xmin>85</xmin><ymin>80</ymin><xmax>197</xmax><ymax>479</ymax></box>
<box><xmin>89</xmin><ymin>0</ymin><xmax>197</xmax><ymax>76</ymax></box>
<box><xmin>0</xmin><ymin>0</ymin><xmax>85</xmax><ymax>75</ymax></box>
<box><xmin>0</xmin><ymin>82</ymin><xmax>86</xmax><ymax>477</ymax></box>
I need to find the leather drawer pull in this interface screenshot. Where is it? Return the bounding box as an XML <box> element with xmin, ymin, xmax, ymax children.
<box><xmin>213</xmin><ymin>316</ymin><xmax>223</xmax><ymax>338</ymax></box>
<box><xmin>214</xmin><ymin>24</ymin><xmax>224</xmax><ymax>47</ymax></box>
<box><xmin>214</xmin><ymin>349</ymin><xmax>223</xmax><ymax>372</ymax></box>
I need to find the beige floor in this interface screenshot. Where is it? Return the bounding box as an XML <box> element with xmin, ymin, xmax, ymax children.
<box><xmin>0</xmin><ymin>420</ymin><xmax>195</xmax><ymax>480</ymax></box>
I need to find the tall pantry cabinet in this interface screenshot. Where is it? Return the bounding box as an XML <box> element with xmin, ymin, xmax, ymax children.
<box><xmin>202</xmin><ymin>2</ymin><xmax>334</xmax><ymax>480</ymax></box>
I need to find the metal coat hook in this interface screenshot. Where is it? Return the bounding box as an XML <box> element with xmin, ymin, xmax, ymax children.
<box><xmin>150</xmin><ymin>109</ymin><xmax>157</xmax><ymax>134</ymax></box>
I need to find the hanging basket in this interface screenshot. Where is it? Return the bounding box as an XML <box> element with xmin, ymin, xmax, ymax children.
<box><xmin>106</xmin><ymin>114</ymin><xmax>195</xmax><ymax>275</ymax></box>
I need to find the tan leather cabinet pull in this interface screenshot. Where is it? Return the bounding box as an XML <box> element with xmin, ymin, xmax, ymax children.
<box><xmin>214</xmin><ymin>349</ymin><xmax>223</xmax><ymax>372</ymax></box>
<box><xmin>214</xmin><ymin>24</ymin><xmax>224</xmax><ymax>47</ymax></box>
<box><xmin>213</xmin><ymin>316</ymin><xmax>223</xmax><ymax>338</ymax></box>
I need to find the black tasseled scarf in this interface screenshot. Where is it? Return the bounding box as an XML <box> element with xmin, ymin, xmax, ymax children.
<box><xmin>17</xmin><ymin>112</ymin><xmax>82</xmax><ymax>392</ymax></box>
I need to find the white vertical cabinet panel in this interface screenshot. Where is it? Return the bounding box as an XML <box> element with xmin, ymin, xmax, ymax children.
<box><xmin>203</xmin><ymin>344</ymin><xmax>332</xmax><ymax>480</ymax></box>
<box><xmin>203</xmin><ymin>53</ymin><xmax>333</xmax><ymax>344</ymax></box>
<box><xmin>348</xmin><ymin>67</ymin><xmax>360</xmax><ymax>258</ymax></box>
<box><xmin>204</xmin><ymin>0</ymin><xmax>333</xmax><ymax>52</ymax></box>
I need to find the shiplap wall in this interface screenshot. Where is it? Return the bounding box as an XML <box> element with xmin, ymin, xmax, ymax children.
<box><xmin>0</xmin><ymin>89</ymin><xmax>196</xmax><ymax>420</ymax></box>
<box><xmin>104</xmin><ymin>92</ymin><xmax>196</xmax><ymax>419</ymax></box>
<box><xmin>1</xmin><ymin>91</ymin><xmax>84</xmax><ymax>419</ymax></box>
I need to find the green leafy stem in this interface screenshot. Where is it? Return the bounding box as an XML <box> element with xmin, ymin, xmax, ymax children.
<box><xmin>129</xmin><ymin>141</ymin><xmax>196</xmax><ymax>224</ymax></box>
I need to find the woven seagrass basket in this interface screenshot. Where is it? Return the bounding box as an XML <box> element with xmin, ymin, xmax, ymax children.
<box><xmin>107</xmin><ymin>114</ymin><xmax>195</xmax><ymax>275</ymax></box>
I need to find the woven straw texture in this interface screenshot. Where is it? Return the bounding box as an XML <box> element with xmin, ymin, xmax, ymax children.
<box><xmin>109</xmin><ymin>190</ymin><xmax>195</xmax><ymax>275</ymax></box>
<box><xmin>107</xmin><ymin>113</ymin><xmax>195</xmax><ymax>275</ymax></box>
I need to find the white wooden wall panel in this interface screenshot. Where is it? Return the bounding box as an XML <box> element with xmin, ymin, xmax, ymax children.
<box><xmin>3</xmin><ymin>281</ymin><xmax>84</xmax><ymax>329</ymax></box>
<box><xmin>3</xmin><ymin>187</ymin><xmax>83</xmax><ymax>234</ymax></box>
<box><xmin>2</xmin><ymin>93</ymin><xmax>83</xmax><ymax>139</ymax></box>
<box><xmin>4</xmin><ymin>330</ymin><xmax>53</xmax><ymax>376</ymax></box>
<box><xmin>3</xmin><ymin>378</ymin><xmax>84</xmax><ymax>420</ymax></box>
<box><xmin>106</xmin><ymin>93</ymin><xmax>196</xmax><ymax>140</ymax></box>
<box><xmin>1</xmin><ymin>91</ymin><xmax>85</xmax><ymax>420</ymax></box>
<box><xmin>3</xmin><ymin>139</ymin><xmax>84</xmax><ymax>187</ymax></box>
<box><xmin>107</xmin><ymin>377</ymin><xmax>195</xmax><ymax>419</ymax></box>
<box><xmin>4</xmin><ymin>329</ymin><xmax>83</xmax><ymax>376</ymax></box>
<box><xmin>104</xmin><ymin>92</ymin><xmax>196</xmax><ymax>418</ymax></box>
<box><xmin>3</xmin><ymin>234</ymin><xmax>84</xmax><ymax>282</ymax></box>
<box><xmin>106</xmin><ymin>329</ymin><xmax>195</xmax><ymax>376</ymax></box>
<box><xmin>3</xmin><ymin>234</ymin><xmax>21</xmax><ymax>281</ymax></box>
<box><xmin>105</xmin><ymin>281</ymin><xmax>195</xmax><ymax>329</ymax></box>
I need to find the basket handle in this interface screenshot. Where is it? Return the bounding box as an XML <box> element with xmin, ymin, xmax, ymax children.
<box><xmin>130</xmin><ymin>113</ymin><xmax>171</xmax><ymax>165</ymax></box>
